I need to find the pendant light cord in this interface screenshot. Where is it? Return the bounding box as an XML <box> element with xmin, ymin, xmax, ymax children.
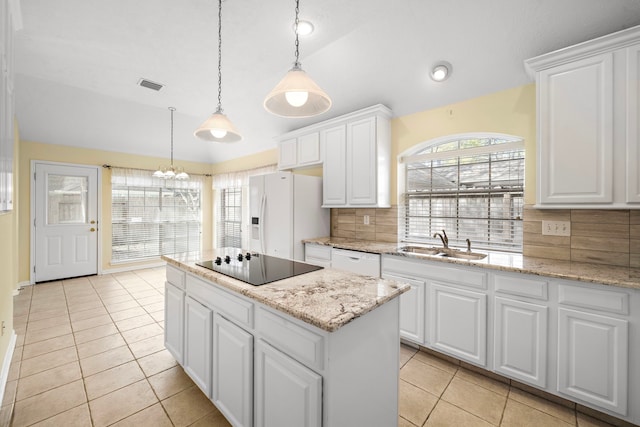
<box><xmin>169</xmin><ymin>107</ymin><xmax>175</xmax><ymax>167</ymax></box>
<box><xmin>293</xmin><ymin>0</ymin><xmax>300</xmax><ymax>67</ymax></box>
<box><xmin>217</xmin><ymin>0</ymin><xmax>223</xmax><ymax>112</ymax></box>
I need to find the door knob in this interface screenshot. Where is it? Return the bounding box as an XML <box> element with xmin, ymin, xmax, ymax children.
<box><xmin>90</xmin><ymin>228</ymin><xmax>96</xmax><ymax>232</ymax></box>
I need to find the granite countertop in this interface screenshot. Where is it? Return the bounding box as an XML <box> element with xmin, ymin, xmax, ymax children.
<box><xmin>162</xmin><ymin>250</ymin><xmax>409</xmax><ymax>333</ymax></box>
<box><xmin>304</xmin><ymin>237</ymin><xmax>640</xmax><ymax>290</ymax></box>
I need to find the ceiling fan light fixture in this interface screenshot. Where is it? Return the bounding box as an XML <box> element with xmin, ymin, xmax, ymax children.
<box><xmin>264</xmin><ymin>0</ymin><xmax>331</xmax><ymax>118</ymax></box>
<box><xmin>430</xmin><ymin>62</ymin><xmax>452</xmax><ymax>82</ymax></box>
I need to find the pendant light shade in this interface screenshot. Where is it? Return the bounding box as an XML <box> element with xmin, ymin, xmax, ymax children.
<box><xmin>264</xmin><ymin>0</ymin><xmax>331</xmax><ymax>118</ymax></box>
<box><xmin>264</xmin><ymin>63</ymin><xmax>331</xmax><ymax>118</ymax></box>
<box><xmin>195</xmin><ymin>0</ymin><xmax>242</xmax><ymax>142</ymax></box>
<box><xmin>194</xmin><ymin>107</ymin><xmax>242</xmax><ymax>142</ymax></box>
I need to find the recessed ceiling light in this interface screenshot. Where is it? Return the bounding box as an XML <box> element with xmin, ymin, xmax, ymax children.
<box><xmin>430</xmin><ymin>62</ymin><xmax>452</xmax><ymax>82</ymax></box>
<box><xmin>294</xmin><ymin>20</ymin><xmax>314</xmax><ymax>36</ymax></box>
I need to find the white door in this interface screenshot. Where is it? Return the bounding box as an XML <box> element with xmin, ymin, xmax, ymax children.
<box><xmin>255</xmin><ymin>339</ymin><xmax>322</xmax><ymax>427</ymax></box>
<box><xmin>33</xmin><ymin>162</ymin><xmax>99</xmax><ymax>282</ymax></box>
<box><xmin>213</xmin><ymin>313</ymin><xmax>253</xmax><ymax>427</ymax></box>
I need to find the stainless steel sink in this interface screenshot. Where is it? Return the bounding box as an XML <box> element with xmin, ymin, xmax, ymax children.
<box><xmin>397</xmin><ymin>245</ymin><xmax>487</xmax><ymax>260</ymax></box>
<box><xmin>439</xmin><ymin>249</ymin><xmax>487</xmax><ymax>260</ymax></box>
<box><xmin>398</xmin><ymin>246</ymin><xmax>443</xmax><ymax>256</ymax></box>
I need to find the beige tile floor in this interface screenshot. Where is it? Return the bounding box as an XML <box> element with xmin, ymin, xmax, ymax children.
<box><xmin>0</xmin><ymin>267</ymin><xmax>633</xmax><ymax>427</ymax></box>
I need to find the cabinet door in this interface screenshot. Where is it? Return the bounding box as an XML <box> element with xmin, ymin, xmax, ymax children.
<box><xmin>383</xmin><ymin>273</ymin><xmax>425</xmax><ymax>344</ymax></box>
<box><xmin>278</xmin><ymin>138</ymin><xmax>297</xmax><ymax>170</ymax></box>
<box><xmin>537</xmin><ymin>53</ymin><xmax>613</xmax><ymax>204</ymax></box>
<box><xmin>494</xmin><ymin>297</ymin><xmax>547</xmax><ymax>387</ymax></box>
<box><xmin>164</xmin><ymin>282</ymin><xmax>184</xmax><ymax>365</ymax></box>
<box><xmin>184</xmin><ymin>296</ymin><xmax>213</xmax><ymax>397</ymax></box>
<box><xmin>557</xmin><ymin>308</ymin><xmax>628</xmax><ymax>415</ymax></box>
<box><xmin>429</xmin><ymin>283</ymin><xmax>487</xmax><ymax>366</ymax></box>
<box><xmin>297</xmin><ymin>132</ymin><xmax>321</xmax><ymax>166</ymax></box>
<box><xmin>213</xmin><ymin>313</ymin><xmax>253</xmax><ymax>427</ymax></box>
<box><xmin>627</xmin><ymin>44</ymin><xmax>640</xmax><ymax>203</ymax></box>
<box><xmin>322</xmin><ymin>124</ymin><xmax>347</xmax><ymax>206</ymax></box>
<box><xmin>255</xmin><ymin>339</ymin><xmax>322</xmax><ymax>427</ymax></box>
<box><xmin>346</xmin><ymin>116</ymin><xmax>377</xmax><ymax>205</ymax></box>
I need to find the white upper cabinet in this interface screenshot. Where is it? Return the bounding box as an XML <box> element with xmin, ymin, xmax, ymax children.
<box><xmin>526</xmin><ymin>25</ymin><xmax>640</xmax><ymax>208</ymax></box>
<box><xmin>277</xmin><ymin>132</ymin><xmax>322</xmax><ymax>170</ymax></box>
<box><xmin>275</xmin><ymin>104</ymin><xmax>392</xmax><ymax>208</ymax></box>
<box><xmin>322</xmin><ymin>105</ymin><xmax>392</xmax><ymax>208</ymax></box>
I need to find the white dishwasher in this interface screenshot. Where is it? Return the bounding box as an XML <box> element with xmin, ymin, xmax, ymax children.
<box><xmin>331</xmin><ymin>248</ymin><xmax>381</xmax><ymax>277</ymax></box>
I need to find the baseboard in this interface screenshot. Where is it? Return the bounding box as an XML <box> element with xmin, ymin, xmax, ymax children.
<box><xmin>0</xmin><ymin>330</ymin><xmax>17</xmax><ymax>408</ymax></box>
<box><xmin>101</xmin><ymin>261</ymin><xmax>166</xmax><ymax>275</ymax></box>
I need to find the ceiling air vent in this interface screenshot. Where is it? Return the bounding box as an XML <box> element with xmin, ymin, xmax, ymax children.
<box><xmin>138</xmin><ymin>78</ymin><xmax>164</xmax><ymax>91</ymax></box>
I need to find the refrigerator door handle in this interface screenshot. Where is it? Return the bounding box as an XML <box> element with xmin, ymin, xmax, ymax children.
<box><xmin>260</xmin><ymin>194</ymin><xmax>266</xmax><ymax>254</ymax></box>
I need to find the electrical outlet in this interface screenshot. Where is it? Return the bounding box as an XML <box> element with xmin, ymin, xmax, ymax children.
<box><xmin>542</xmin><ymin>220</ymin><xmax>571</xmax><ymax>236</ymax></box>
<box><xmin>363</xmin><ymin>215</ymin><xmax>370</xmax><ymax>225</ymax></box>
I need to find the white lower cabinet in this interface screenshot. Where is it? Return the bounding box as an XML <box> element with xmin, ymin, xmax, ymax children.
<box><xmin>383</xmin><ymin>272</ymin><xmax>425</xmax><ymax>344</ymax></box>
<box><xmin>494</xmin><ymin>297</ymin><xmax>548</xmax><ymax>387</ymax></box>
<box><xmin>184</xmin><ymin>296</ymin><xmax>213</xmax><ymax>397</ymax></box>
<box><xmin>213</xmin><ymin>313</ymin><xmax>253</xmax><ymax>427</ymax></box>
<box><xmin>557</xmin><ymin>308</ymin><xmax>628</xmax><ymax>415</ymax></box>
<box><xmin>254</xmin><ymin>339</ymin><xmax>322</xmax><ymax>427</ymax></box>
<box><xmin>164</xmin><ymin>282</ymin><xmax>184</xmax><ymax>364</ymax></box>
<box><xmin>429</xmin><ymin>283</ymin><xmax>487</xmax><ymax>366</ymax></box>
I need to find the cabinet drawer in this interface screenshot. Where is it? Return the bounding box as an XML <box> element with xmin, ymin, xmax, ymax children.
<box><xmin>166</xmin><ymin>265</ymin><xmax>185</xmax><ymax>289</ymax></box>
<box><xmin>558</xmin><ymin>283</ymin><xmax>629</xmax><ymax>315</ymax></box>
<box><xmin>384</xmin><ymin>255</ymin><xmax>486</xmax><ymax>289</ymax></box>
<box><xmin>257</xmin><ymin>307</ymin><xmax>324</xmax><ymax>371</ymax></box>
<box><xmin>305</xmin><ymin>244</ymin><xmax>331</xmax><ymax>261</ymax></box>
<box><xmin>493</xmin><ymin>273</ymin><xmax>548</xmax><ymax>301</ymax></box>
<box><xmin>186</xmin><ymin>275</ymin><xmax>254</xmax><ymax>328</ymax></box>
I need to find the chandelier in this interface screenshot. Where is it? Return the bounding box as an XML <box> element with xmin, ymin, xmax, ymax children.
<box><xmin>153</xmin><ymin>107</ymin><xmax>189</xmax><ymax>180</ymax></box>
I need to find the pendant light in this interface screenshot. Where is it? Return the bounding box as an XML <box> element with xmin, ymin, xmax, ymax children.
<box><xmin>154</xmin><ymin>107</ymin><xmax>190</xmax><ymax>180</ymax></box>
<box><xmin>194</xmin><ymin>0</ymin><xmax>242</xmax><ymax>142</ymax></box>
<box><xmin>264</xmin><ymin>0</ymin><xmax>331</xmax><ymax>118</ymax></box>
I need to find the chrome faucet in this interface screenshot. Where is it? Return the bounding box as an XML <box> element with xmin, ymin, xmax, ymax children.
<box><xmin>433</xmin><ymin>229</ymin><xmax>449</xmax><ymax>249</ymax></box>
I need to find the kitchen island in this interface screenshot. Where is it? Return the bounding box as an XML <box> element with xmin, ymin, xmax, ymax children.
<box><xmin>162</xmin><ymin>249</ymin><xmax>408</xmax><ymax>427</ymax></box>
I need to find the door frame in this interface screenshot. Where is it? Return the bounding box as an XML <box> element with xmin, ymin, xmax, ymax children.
<box><xmin>30</xmin><ymin>160</ymin><xmax>103</xmax><ymax>284</ymax></box>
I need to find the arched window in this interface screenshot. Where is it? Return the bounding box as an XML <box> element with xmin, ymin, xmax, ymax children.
<box><xmin>399</xmin><ymin>133</ymin><xmax>524</xmax><ymax>252</ymax></box>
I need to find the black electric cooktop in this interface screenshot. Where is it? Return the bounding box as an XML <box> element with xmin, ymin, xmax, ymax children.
<box><xmin>196</xmin><ymin>250</ymin><xmax>323</xmax><ymax>286</ymax></box>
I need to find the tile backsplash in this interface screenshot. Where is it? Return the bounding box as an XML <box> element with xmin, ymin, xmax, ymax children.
<box><xmin>523</xmin><ymin>206</ymin><xmax>639</xmax><ymax>268</ymax></box>
<box><xmin>330</xmin><ymin>206</ymin><xmax>398</xmax><ymax>243</ymax></box>
<box><xmin>330</xmin><ymin>205</ymin><xmax>640</xmax><ymax>269</ymax></box>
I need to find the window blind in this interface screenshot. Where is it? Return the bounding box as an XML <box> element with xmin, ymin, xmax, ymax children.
<box><xmin>111</xmin><ymin>168</ymin><xmax>203</xmax><ymax>263</ymax></box>
<box><xmin>402</xmin><ymin>137</ymin><xmax>524</xmax><ymax>252</ymax></box>
<box><xmin>216</xmin><ymin>188</ymin><xmax>242</xmax><ymax>248</ymax></box>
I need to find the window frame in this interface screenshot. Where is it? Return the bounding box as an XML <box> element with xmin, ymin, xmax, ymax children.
<box><xmin>399</xmin><ymin>133</ymin><xmax>525</xmax><ymax>253</ymax></box>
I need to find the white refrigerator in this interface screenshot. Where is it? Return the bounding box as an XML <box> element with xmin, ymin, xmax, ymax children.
<box><xmin>249</xmin><ymin>171</ymin><xmax>329</xmax><ymax>261</ymax></box>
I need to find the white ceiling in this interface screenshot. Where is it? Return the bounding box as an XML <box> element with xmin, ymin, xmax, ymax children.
<box><xmin>13</xmin><ymin>0</ymin><xmax>640</xmax><ymax>165</ymax></box>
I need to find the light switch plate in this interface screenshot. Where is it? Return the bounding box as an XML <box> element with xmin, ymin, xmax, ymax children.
<box><xmin>542</xmin><ymin>220</ymin><xmax>571</xmax><ymax>236</ymax></box>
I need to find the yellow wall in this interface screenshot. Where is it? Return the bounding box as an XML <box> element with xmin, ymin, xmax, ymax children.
<box><xmin>1</xmin><ymin>122</ymin><xmax>20</xmax><ymax>377</ymax></box>
<box><xmin>392</xmin><ymin>84</ymin><xmax>536</xmax><ymax>204</ymax></box>
<box><xmin>210</xmin><ymin>149</ymin><xmax>278</xmax><ymax>174</ymax></box>
<box><xmin>17</xmin><ymin>141</ymin><xmax>215</xmax><ymax>282</ymax></box>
